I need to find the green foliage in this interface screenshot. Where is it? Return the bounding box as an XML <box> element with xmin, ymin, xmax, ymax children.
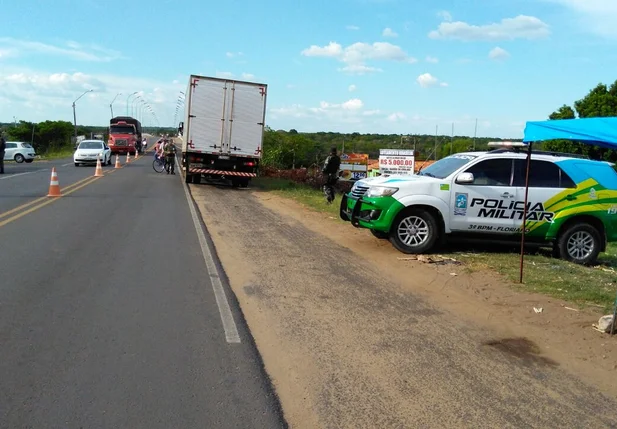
<box><xmin>545</xmin><ymin>80</ymin><xmax>617</xmax><ymax>161</ymax></box>
<box><xmin>262</xmin><ymin>127</ymin><xmax>507</xmax><ymax>169</ymax></box>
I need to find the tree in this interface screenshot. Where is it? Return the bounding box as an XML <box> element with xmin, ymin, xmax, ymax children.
<box><xmin>546</xmin><ymin>80</ymin><xmax>617</xmax><ymax>160</ymax></box>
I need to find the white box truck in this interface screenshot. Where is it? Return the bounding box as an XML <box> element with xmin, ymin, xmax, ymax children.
<box><xmin>179</xmin><ymin>74</ymin><xmax>267</xmax><ymax>187</ymax></box>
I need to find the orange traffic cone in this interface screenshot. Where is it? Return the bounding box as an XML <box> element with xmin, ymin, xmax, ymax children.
<box><xmin>47</xmin><ymin>167</ymin><xmax>62</xmax><ymax>197</ymax></box>
<box><xmin>115</xmin><ymin>154</ymin><xmax>121</xmax><ymax>169</ymax></box>
<box><xmin>94</xmin><ymin>156</ymin><xmax>104</xmax><ymax>177</ymax></box>
<box><xmin>126</xmin><ymin>152</ymin><xmax>131</xmax><ymax>163</ymax></box>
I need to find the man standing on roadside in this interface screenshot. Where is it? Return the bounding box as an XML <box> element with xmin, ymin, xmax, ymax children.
<box><xmin>322</xmin><ymin>147</ymin><xmax>341</xmax><ymax>204</ymax></box>
<box><xmin>0</xmin><ymin>134</ymin><xmax>6</xmax><ymax>174</ymax></box>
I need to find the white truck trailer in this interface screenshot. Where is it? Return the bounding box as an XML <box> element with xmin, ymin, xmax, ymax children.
<box><xmin>179</xmin><ymin>74</ymin><xmax>267</xmax><ymax>187</ymax></box>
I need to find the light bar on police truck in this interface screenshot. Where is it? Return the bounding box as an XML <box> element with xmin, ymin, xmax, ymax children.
<box><xmin>487</xmin><ymin>141</ymin><xmax>526</xmax><ymax>148</ymax></box>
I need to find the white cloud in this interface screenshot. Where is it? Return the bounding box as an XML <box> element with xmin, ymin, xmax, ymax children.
<box><xmin>286</xmin><ymin>84</ymin><xmax>296</xmax><ymax>89</ymax></box>
<box><xmin>544</xmin><ymin>0</ymin><xmax>617</xmax><ymax>38</ymax></box>
<box><xmin>242</xmin><ymin>73</ymin><xmax>256</xmax><ymax>80</ymax></box>
<box><xmin>488</xmin><ymin>46</ymin><xmax>510</xmax><ymax>60</ymax></box>
<box><xmin>416</xmin><ymin>73</ymin><xmax>447</xmax><ymax>88</ymax></box>
<box><xmin>346</xmin><ymin>25</ymin><xmax>360</xmax><ymax>30</ymax></box>
<box><xmin>382</xmin><ymin>27</ymin><xmax>398</xmax><ymax>37</ymax></box>
<box><xmin>348</xmin><ymin>84</ymin><xmax>357</xmax><ymax>92</ymax></box>
<box><xmin>428</xmin><ymin>15</ymin><xmax>550</xmax><ymax>41</ymax></box>
<box><xmin>0</xmin><ymin>37</ymin><xmax>123</xmax><ymax>62</ymax></box>
<box><xmin>342</xmin><ymin>98</ymin><xmax>364</xmax><ymax>110</ymax></box>
<box><xmin>338</xmin><ymin>64</ymin><xmax>383</xmax><ymax>74</ymax></box>
<box><xmin>0</xmin><ymin>67</ymin><xmax>185</xmax><ymax>126</ymax></box>
<box><xmin>302</xmin><ymin>41</ymin><xmax>417</xmax><ymax>74</ymax></box>
<box><xmin>425</xmin><ymin>56</ymin><xmax>439</xmax><ymax>63</ymax></box>
<box><xmin>437</xmin><ymin>10</ymin><xmax>453</xmax><ymax>21</ymax></box>
<box><xmin>387</xmin><ymin>112</ymin><xmax>406</xmax><ymax>121</ymax></box>
<box><xmin>226</xmin><ymin>51</ymin><xmax>243</xmax><ymax>58</ymax></box>
<box><xmin>216</xmin><ymin>71</ymin><xmax>234</xmax><ymax>78</ymax></box>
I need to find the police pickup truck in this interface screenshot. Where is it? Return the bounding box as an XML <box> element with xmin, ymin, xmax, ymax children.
<box><xmin>340</xmin><ymin>143</ymin><xmax>617</xmax><ymax>265</ymax></box>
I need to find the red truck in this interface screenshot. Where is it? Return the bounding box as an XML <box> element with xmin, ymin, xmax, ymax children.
<box><xmin>108</xmin><ymin>116</ymin><xmax>142</xmax><ymax>155</ymax></box>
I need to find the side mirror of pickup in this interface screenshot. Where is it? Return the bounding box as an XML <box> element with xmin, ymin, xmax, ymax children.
<box><xmin>455</xmin><ymin>172</ymin><xmax>474</xmax><ymax>184</ymax></box>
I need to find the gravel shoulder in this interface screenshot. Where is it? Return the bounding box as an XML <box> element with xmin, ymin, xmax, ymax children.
<box><xmin>192</xmin><ymin>183</ymin><xmax>617</xmax><ymax>429</ymax></box>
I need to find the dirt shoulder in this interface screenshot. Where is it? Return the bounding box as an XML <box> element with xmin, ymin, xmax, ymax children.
<box><xmin>192</xmin><ymin>184</ymin><xmax>617</xmax><ymax>429</ymax></box>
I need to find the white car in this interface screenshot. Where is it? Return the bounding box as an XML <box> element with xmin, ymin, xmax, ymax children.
<box><xmin>74</xmin><ymin>140</ymin><xmax>112</xmax><ymax>167</ymax></box>
<box><xmin>4</xmin><ymin>141</ymin><xmax>36</xmax><ymax>163</ymax></box>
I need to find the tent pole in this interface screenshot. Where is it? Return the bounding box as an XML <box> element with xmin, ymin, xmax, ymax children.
<box><xmin>519</xmin><ymin>142</ymin><xmax>533</xmax><ymax>283</ymax></box>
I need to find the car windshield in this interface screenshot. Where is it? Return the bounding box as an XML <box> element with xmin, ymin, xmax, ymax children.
<box><xmin>417</xmin><ymin>154</ymin><xmax>478</xmax><ymax>179</ymax></box>
<box><xmin>110</xmin><ymin>125</ymin><xmax>135</xmax><ymax>135</ymax></box>
<box><xmin>79</xmin><ymin>142</ymin><xmax>103</xmax><ymax>150</ymax></box>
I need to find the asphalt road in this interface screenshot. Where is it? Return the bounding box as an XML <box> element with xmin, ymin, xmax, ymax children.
<box><xmin>0</xmin><ymin>139</ymin><xmax>285</xmax><ymax>428</ymax></box>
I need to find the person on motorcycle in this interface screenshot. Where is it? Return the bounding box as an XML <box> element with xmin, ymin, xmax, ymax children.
<box><xmin>322</xmin><ymin>147</ymin><xmax>341</xmax><ymax>204</ymax></box>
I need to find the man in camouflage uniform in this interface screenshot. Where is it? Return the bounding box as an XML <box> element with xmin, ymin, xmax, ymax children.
<box><xmin>163</xmin><ymin>139</ymin><xmax>176</xmax><ymax>175</ymax></box>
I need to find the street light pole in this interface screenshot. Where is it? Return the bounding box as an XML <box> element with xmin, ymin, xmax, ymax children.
<box><xmin>126</xmin><ymin>92</ymin><xmax>138</xmax><ymax>115</ymax></box>
<box><xmin>110</xmin><ymin>92</ymin><xmax>122</xmax><ymax>118</ymax></box>
<box><xmin>131</xmin><ymin>96</ymin><xmax>142</xmax><ymax>117</ymax></box>
<box><xmin>72</xmin><ymin>89</ymin><xmax>94</xmax><ymax>143</ymax></box>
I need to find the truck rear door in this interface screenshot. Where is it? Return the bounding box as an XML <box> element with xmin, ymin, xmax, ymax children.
<box><xmin>225</xmin><ymin>81</ymin><xmax>267</xmax><ymax>158</ymax></box>
<box><xmin>187</xmin><ymin>78</ymin><xmax>228</xmax><ymax>154</ymax></box>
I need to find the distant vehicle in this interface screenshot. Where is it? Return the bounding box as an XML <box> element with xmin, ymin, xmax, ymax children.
<box><xmin>108</xmin><ymin>116</ymin><xmax>142</xmax><ymax>155</ymax></box>
<box><xmin>4</xmin><ymin>141</ymin><xmax>36</xmax><ymax>163</ymax></box>
<box><xmin>180</xmin><ymin>74</ymin><xmax>267</xmax><ymax>187</ymax></box>
<box><xmin>74</xmin><ymin>140</ymin><xmax>112</xmax><ymax>167</ymax></box>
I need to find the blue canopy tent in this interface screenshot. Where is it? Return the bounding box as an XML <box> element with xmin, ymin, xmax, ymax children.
<box><xmin>521</xmin><ymin>117</ymin><xmax>617</xmax><ymax>334</ymax></box>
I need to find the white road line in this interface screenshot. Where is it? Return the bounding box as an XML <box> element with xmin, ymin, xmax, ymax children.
<box><xmin>61</xmin><ymin>162</ymin><xmax>73</xmax><ymax>167</ymax></box>
<box><xmin>178</xmin><ymin>156</ymin><xmax>241</xmax><ymax>344</ymax></box>
<box><xmin>0</xmin><ymin>171</ymin><xmax>42</xmax><ymax>180</ymax></box>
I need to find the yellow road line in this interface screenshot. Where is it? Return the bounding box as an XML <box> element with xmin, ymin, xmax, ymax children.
<box><xmin>0</xmin><ymin>176</ymin><xmax>102</xmax><ymax>228</ymax></box>
<box><xmin>0</xmin><ymin>175</ymin><xmax>97</xmax><ymax>221</ymax></box>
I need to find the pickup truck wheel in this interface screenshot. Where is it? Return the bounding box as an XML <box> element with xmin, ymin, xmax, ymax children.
<box><xmin>389</xmin><ymin>208</ymin><xmax>439</xmax><ymax>254</ymax></box>
<box><xmin>370</xmin><ymin>230</ymin><xmax>389</xmax><ymax>240</ymax></box>
<box><xmin>557</xmin><ymin>223</ymin><xmax>601</xmax><ymax>265</ymax></box>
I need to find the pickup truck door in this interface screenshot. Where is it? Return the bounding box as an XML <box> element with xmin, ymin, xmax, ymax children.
<box><xmin>450</xmin><ymin>158</ymin><xmax>519</xmax><ymax>234</ymax></box>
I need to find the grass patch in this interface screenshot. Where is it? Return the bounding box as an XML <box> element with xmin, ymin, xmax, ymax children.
<box><xmin>253</xmin><ymin>177</ymin><xmax>341</xmax><ymax>218</ymax></box>
<box><xmin>40</xmin><ymin>147</ymin><xmax>74</xmax><ymax>160</ymax></box>
<box><xmin>254</xmin><ymin>177</ymin><xmax>617</xmax><ymax>310</ymax></box>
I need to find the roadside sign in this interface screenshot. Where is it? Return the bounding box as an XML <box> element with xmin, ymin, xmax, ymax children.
<box><xmin>339</xmin><ymin>153</ymin><xmax>369</xmax><ymax>181</ymax></box>
<box><xmin>379</xmin><ymin>149</ymin><xmax>415</xmax><ymax>176</ymax></box>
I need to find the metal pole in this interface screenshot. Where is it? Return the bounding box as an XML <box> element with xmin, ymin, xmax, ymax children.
<box><xmin>31</xmin><ymin>124</ymin><xmax>35</xmax><ymax>146</ymax></box>
<box><xmin>519</xmin><ymin>142</ymin><xmax>533</xmax><ymax>283</ymax></box>
<box><xmin>450</xmin><ymin>122</ymin><xmax>454</xmax><ymax>155</ymax></box>
<box><xmin>110</xmin><ymin>92</ymin><xmax>121</xmax><ymax>118</ymax></box>
<box><xmin>126</xmin><ymin>92</ymin><xmax>138</xmax><ymax>115</ymax></box>
<box><xmin>72</xmin><ymin>89</ymin><xmax>93</xmax><ymax>144</ymax></box>
<box><xmin>473</xmin><ymin>118</ymin><xmax>478</xmax><ymax>150</ymax></box>
<box><xmin>73</xmin><ymin>102</ymin><xmax>78</xmax><ymax>142</ymax></box>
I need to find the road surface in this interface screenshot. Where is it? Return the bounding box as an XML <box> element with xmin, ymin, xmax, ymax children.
<box><xmin>0</xmin><ymin>139</ymin><xmax>285</xmax><ymax>428</ymax></box>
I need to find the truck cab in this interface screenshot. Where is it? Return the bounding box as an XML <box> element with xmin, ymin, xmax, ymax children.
<box><xmin>108</xmin><ymin>117</ymin><xmax>142</xmax><ymax>155</ymax></box>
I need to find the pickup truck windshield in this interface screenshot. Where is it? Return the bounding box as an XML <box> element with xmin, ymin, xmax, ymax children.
<box><xmin>418</xmin><ymin>154</ymin><xmax>478</xmax><ymax>179</ymax></box>
<box><xmin>110</xmin><ymin>126</ymin><xmax>135</xmax><ymax>135</ymax></box>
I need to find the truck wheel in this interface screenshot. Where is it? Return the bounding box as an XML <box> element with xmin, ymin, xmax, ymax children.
<box><xmin>231</xmin><ymin>179</ymin><xmax>240</xmax><ymax>188</ymax></box>
<box><xmin>193</xmin><ymin>174</ymin><xmax>201</xmax><ymax>184</ymax></box>
<box><xmin>185</xmin><ymin>174</ymin><xmax>193</xmax><ymax>184</ymax></box>
<box><xmin>370</xmin><ymin>230</ymin><xmax>389</xmax><ymax>240</ymax></box>
<box><xmin>239</xmin><ymin>179</ymin><xmax>249</xmax><ymax>188</ymax></box>
<box><xmin>389</xmin><ymin>208</ymin><xmax>439</xmax><ymax>254</ymax></box>
<box><xmin>557</xmin><ymin>222</ymin><xmax>601</xmax><ymax>265</ymax></box>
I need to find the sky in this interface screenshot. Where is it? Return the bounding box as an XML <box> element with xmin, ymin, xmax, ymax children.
<box><xmin>1</xmin><ymin>0</ymin><xmax>616</xmax><ymax>138</ymax></box>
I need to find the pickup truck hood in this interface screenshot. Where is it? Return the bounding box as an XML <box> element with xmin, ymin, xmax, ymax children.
<box><xmin>356</xmin><ymin>174</ymin><xmax>434</xmax><ymax>187</ymax></box>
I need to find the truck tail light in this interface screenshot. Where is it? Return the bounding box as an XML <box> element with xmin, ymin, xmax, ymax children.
<box><xmin>244</xmin><ymin>162</ymin><xmax>255</xmax><ymax>167</ymax></box>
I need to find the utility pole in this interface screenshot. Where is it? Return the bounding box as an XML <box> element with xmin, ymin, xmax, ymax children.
<box><xmin>473</xmin><ymin>118</ymin><xmax>478</xmax><ymax>150</ymax></box>
<box><xmin>450</xmin><ymin>122</ymin><xmax>454</xmax><ymax>155</ymax></box>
